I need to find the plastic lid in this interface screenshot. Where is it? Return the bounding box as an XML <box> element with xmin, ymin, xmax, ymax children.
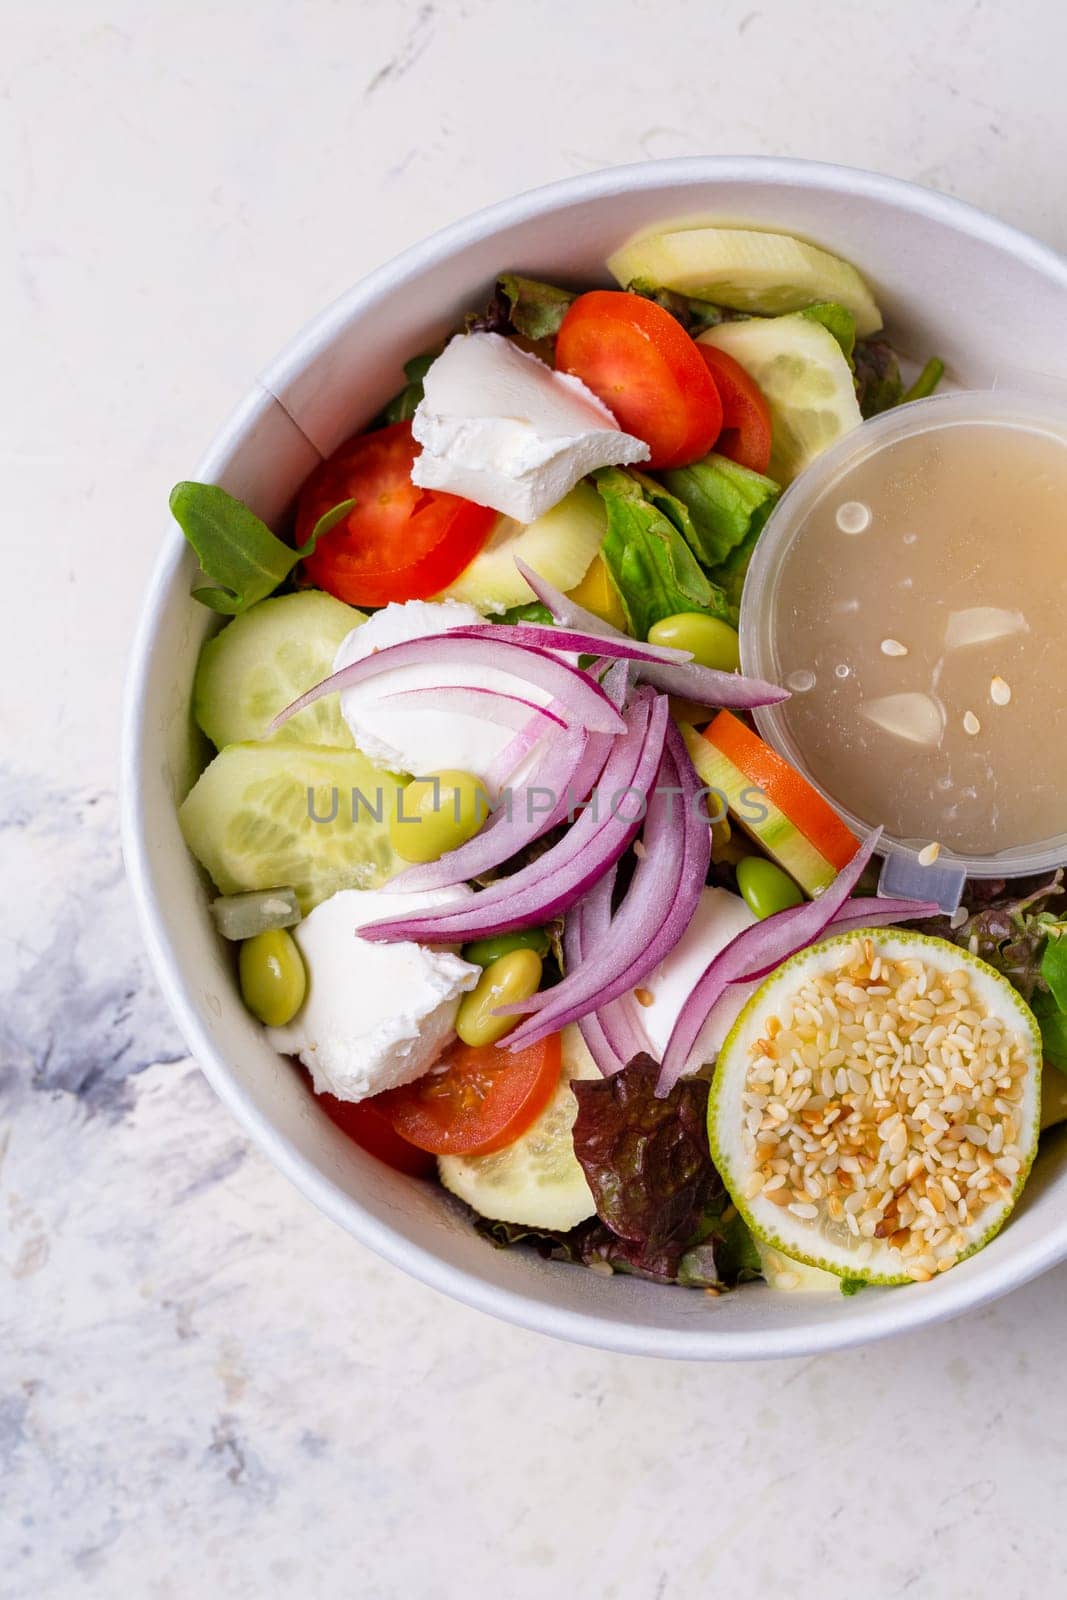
<box><xmin>739</xmin><ymin>389</ymin><xmax>1067</xmax><ymax>897</ymax></box>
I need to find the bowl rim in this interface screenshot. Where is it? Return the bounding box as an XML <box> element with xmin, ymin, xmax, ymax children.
<box><xmin>122</xmin><ymin>155</ymin><xmax>1067</xmax><ymax>1360</ymax></box>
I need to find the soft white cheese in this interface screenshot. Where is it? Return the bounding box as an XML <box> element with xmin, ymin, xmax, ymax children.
<box><xmin>640</xmin><ymin>888</ymin><xmax>759</xmax><ymax>1062</ymax></box>
<box><xmin>267</xmin><ymin>887</ymin><xmax>480</xmax><ymax>1102</ymax></box>
<box><xmin>410</xmin><ymin>331</ymin><xmax>650</xmax><ymax>522</ymax></box>
<box><xmin>333</xmin><ymin>598</ymin><xmax>554</xmax><ymax>785</ymax></box>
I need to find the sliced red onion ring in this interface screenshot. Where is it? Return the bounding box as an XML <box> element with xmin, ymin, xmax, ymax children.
<box><xmin>740</xmin><ymin>896</ymin><xmax>942</xmax><ymax>981</ymax></box>
<box><xmin>656</xmin><ymin>829</ymin><xmax>884</xmax><ymax>1096</ymax></box>
<box><xmin>359</xmin><ymin>691</ymin><xmax>668</xmax><ymax>943</ymax></box>
<box><xmin>567</xmin><ymin>875</ymin><xmax>653</xmax><ymax>1076</ymax></box>
<box><xmin>512</xmin><ymin>561</ymin><xmax>789</xmax><ymax>709</ymax></box>
<box><xmin>383</xmin><ymin>724</ymin><xmax>589</xmax><ymax>893</ymax></box>
<box><xmin>270</xmin><ymin>632</ymin><xmax>626</xmax><ymax>737</ymax></box>
<box><xmin>501</xmin><ymin>722</ymin><xmax>710</xmax><ymax>1046</ymax></box>
<box><xmin>379</xmin><ymin>684</ymin><xmax>569</xmax><ymax>732</ymax></box>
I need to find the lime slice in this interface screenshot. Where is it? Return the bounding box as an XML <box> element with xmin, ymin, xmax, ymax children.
<box><xmin>179</xmin><ymin>742</ymin><xmax>403</xmax><ymax>912</ymax></box>
<box><xmin>710</xmin><ymin>929</ymin><xmax>1041</xmax><ymax>1285</ymax></box>
<box><xmin>607</xmin><ymin>227</ymin><xmax>882</xmax><ymax>336</ymax></box>
<box><xmin>438</xmin><ymin>1025</ymin><xmax>599</xmax><ymax>1229</ymax></box>
<box><xmin>698</xmin><ymin>314</ymin><xmax>862</xmax><ymax>483</ymax></box>
<box><xmin>193</xmin><ymin>591</ymin><xmax>365</xmax><ymax>749</ymax></box>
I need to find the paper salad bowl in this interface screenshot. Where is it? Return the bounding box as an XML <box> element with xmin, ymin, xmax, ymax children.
<box><xmin>122</xmin><ymin>157</ymin><xmax>1067</xmax><ymax>1360</ymax></box>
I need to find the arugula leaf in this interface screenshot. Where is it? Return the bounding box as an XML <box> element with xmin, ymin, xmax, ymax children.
<box><xmin>172</xmin><ymin>481</ymin><xmax>352</xmax><ymax>615</ymax></box>
<box><xmin>854</xmin><ymin>337</ymin><xmax>905</xmax><ymax>417</ymax></box>
<box><xmin>469</xmin><ymin>274</ymin><xmax>577</xmax><ymax>341</ymax></box>
<box><xmin>499</xmin><ymin>600</ymin><xmax>554</xmax><ymax>626</ymax></box>
<box><xmin>1042</xmin><ymin>933</ymin><xmax>1067</xmax><ymax>1012</ymax></box>
<box><xmin>595</xmin><ymin>467</ymin><xmax>731</xmax><ymax>638</ymax></box>
<box><xmin>903</xmin><ymin>356</ymin><xmax>945</xmax><ymax>402</ymax></box>
<box><xmin>624</xmin><ymin>278</ymin><xmax>726</xmax><ymax>334</ymax></box>
<box><xmin>660</xmin><ymin>451</ymin><xmax>781</xmax><ymax>571</ymax></box>
<box><xmin>379</xmin><ymin>351</ymin><xmax>437</xmax><ymax>425</ymax></box>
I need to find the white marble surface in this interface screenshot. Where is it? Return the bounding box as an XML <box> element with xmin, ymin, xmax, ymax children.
<box><xmin>4</xmin><ymin>2</ymin><xmax>1067</xmax><ymax>1595</ymax></box>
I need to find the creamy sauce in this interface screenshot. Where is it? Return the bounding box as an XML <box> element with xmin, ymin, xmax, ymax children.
<box><xmin>768</xmin><ymin>421</ymin><xmax>1067</xmax><ymax>854</ymax></box>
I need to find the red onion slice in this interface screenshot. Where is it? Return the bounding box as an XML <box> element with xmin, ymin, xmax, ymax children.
<box><xmin>270</xmin><ymin>632</ymin><xmax>626</xmax><ymax>737</ymax></box>
<box><xmin>358</xmin><ymin>692</ymin><xmax>668</xmax><ymax>943</ymax></box>
<box><xmin>656</xmin><ymin>829</ymin><xmax>884</xmax><ymax>1095</ymax></box>
<box><xmin>513</xmin><ymin>561</ymin><xmax>789</xmax><ymax>709</ymax></box>
<box><xmin>740</xmin><ymin>896</ymin><xmax>942</xmax><ymax>981</ymax></box>
<box><xmin>501</xmin><ymin>722</ymin><xmax>710</xmax><ymax>1045</ymax></box>
<box><xmin>567</xmin><ymin>875</ymin><xmax>653</xmax><ymax>1076</ymax></box>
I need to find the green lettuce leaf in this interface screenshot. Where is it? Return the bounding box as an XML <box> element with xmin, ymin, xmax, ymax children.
<box><xmin>660</xmin><ymin>451</ymin><xmax>780</xmax><ymax>571</ymax></box>
<box><xmin>569</xmin><ymin>1054</ymin><xmax>759</xmax><ymax>1285</ymax></box>
<box><xmin>594</xmin><ymin>467</ymin><xmax>731</xmax><ymax>638</ymax></box>
<box><xmin>623</xmin><ymin>278</ymin><xmax>726</xmax><ymax>334</ymax></box>
<box><xmin>171</xmin><ymin>482</ymin><xmax>352</xmax><ymax>615</ymax></box>
<box><xmin>470</xmin><ymin>274</ymin><xmax>577</xmax><ymax>341</ymax></box>
<box><xmin>800</xmin><ymin>301</ymin><xmax>856</xmax><ymax>364</ymax></box>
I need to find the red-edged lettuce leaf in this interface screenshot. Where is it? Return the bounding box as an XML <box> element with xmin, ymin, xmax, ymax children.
<box><xmin>569</xmin><ymin>1054</ymin><xmax>759</xmax><ymax>1284</ymax></box>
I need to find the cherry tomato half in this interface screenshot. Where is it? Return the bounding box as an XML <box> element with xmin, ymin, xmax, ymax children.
<box><xmin>296</xmin><ymin>421</ymin><xmax>497</xmax><ymax>607</ymax></box>
<box><xmin>374</xmin><ymin>1033</ymin><xmax>562</xmax><ymax>1157</ymax></box>
<box><xmin>555</xmin><ymin>291</ymin><xmax>722</xmax><ymax>470</ymax></box>
<box><xmin>696</xmin><ymin>344</ymin><xmax>773</xmax><ymax>475</ymax></box>
<box><xmin>319</xmin><ymin>1092</ymin><xmax>436</xmax><ymax>1177</ymax></box>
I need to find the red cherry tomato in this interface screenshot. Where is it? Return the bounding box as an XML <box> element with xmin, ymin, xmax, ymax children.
<box><xmin>319</xmin><ymin>1092</ymin><xmax>435</xmax><ymax>1177</ymax></box>
<box><xmin>296</xmin><ymin>421</ymin><xmax>497</xmax><ymax>607</ymax></box>
<box><xmin>374</xmin><ymin>1034</ymin><xmax>562</xmax><ymax>1157</ymax></box>
<box><xmin>555</xmin><ymin>291</ymin><xmax>722</xmax><ymax>470</ymax></box>
<box><xmin>696</xmin><ymin>345</ymin><xmax>773</xmax><ymax>475</ymax></box>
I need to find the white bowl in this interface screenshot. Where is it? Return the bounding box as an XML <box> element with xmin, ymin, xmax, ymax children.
<box><xmin>122</xmin><ymin>157</ymin><xmax>1067</xmax><ymax>1360</ymax></box>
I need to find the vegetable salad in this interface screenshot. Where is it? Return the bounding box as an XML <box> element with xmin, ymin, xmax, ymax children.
<box><xmin>169</xmin><ymin>223</ymin><xmax>1065</xmax><ymax>1299</ymax></box>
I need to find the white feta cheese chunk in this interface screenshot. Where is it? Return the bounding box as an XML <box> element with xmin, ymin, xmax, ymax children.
<box><xmin>268</xmin><ymin>887</ymin><xmax>480</xmax><ymax>1102</ymax></box>
<box><xmin>410</xmin><ymin>331</ymin><xmax>650</xmax><ymax>522</ymax></box>
<box><xmin>640</xmin><ymin>888</ymin><xmax>759</xmax><ymax>1062</ymax></box>
<box><xmin>333</xmin><ymin>598</ymin><xmax>554</xmax><ymax>785</ymax></box>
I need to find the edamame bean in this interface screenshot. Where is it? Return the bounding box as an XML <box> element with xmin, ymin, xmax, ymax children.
<box><xmin>735</xmin><ymin>856</ymin><xmax>804</xmax><ymax>919</ymax></box>
<box><xmin>389</xmin><ymin>769</ymin><xmax>490</xmax><ymax>864</ymax></box>
<box><xmin>455</xmin><ymin>949</ymin><xmax>544</xmax><ymax>1048</ymax></box>
<box><xmin>648</xmin><ymin>613</ymin><xmax>741</xmax><ymax>673</ymax></box>
<box><xmin>239</xmin><ymin>928</ymin><xmax>307</xmax><ymax>1026</ymax></box>
<box><xmin>462</xmin><ymin>927</ymin><xmax>551</xmax><ymax>968</ymax></box>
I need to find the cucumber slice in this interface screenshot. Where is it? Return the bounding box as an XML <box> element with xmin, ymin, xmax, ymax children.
<box><xmin>682</xmin><ymin>725</ymin><xmax>839</xmax><ymax>897</ymax></box>
<box><xmin>710</xmin><ymin>930</ymin><xmax>1041</xmax><ymax>1285</ymax></box>
<box><xmin>435</xmin><ymin>483</ymin><xmax>607</xmax><ymax>614</ymax></box>
<box><xmin>698</xmin><ymin>314</ymin><xmax>862</xmax><ymax>483</ymax></box>
<box><xmin>179</xmin><ymin>743</ymin><xmax>403</xmax><ymax>912</ymax></box>
<box><xmin>608</xmin><ymin>227</ymin><xmax>882</xmax><ymax>337</ymax></box>
<box><xmin>438</xmin><ymin>1025</ymin><xmax>599</xmax><ymax>1229</ymax></box>
<box><xmin>193</xmin><ymin>591</ymin><xmax>366</xmax><ymax>749</ymax></box>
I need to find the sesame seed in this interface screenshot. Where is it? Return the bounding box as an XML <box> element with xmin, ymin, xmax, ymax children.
<box><xmin>990</xmin><ymin>676</ymin><xmax>1012</xmax><ymax>706</ymax></box>
<box><xmin>881</xmin><ymin>638</ymin><xmax>909</xmax><ymax>657</ymax></box>
<box><xmin>963</xmin><ymin>710</ymin><xmax>981</xmax><ymax>736</ymax></box>
<box><xmin>918</xmin><ymin>842</ymin><xmax>942</xmax><ymax>867</ymax></box>
<box><xmin>634</xmin><ymin>986</ymin><xmax>654</xmax><ymax>1007</ymax></box>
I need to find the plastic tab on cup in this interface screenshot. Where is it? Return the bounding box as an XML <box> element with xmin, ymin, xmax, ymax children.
<box><xmin>878</xmin><ymin>852</ymin><xmax>966</xmax><ymax>916</ymax></box>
